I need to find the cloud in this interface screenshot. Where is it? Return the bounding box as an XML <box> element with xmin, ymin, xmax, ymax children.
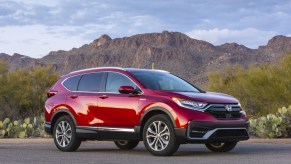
<box><xmin>0</xmin><ymin>0</ymin><xmax>164</xmax><ymax>58</ymax></box>
<box><xmin>9</xmin><ymin>0</ymin><xmax>59</xmax><ymax>7</ymax></box>
<box><xmin>0</xmin><ymin>24</ymin><xmax>114</xmax><ymax>58</ymax></box>
<box><xmin>0</xmin><ymin>0</ymin><xmax>290</xmax><ymax>57</ymax></box>
<box><xmin>0</xmin><ymin>13</ymin><xmax>163</xmax><ymax>58</ymax></box>
<box><xmin>185</xmin><ymin>28</ymin><xmax>277</xmax><ymax>48</ymax></box>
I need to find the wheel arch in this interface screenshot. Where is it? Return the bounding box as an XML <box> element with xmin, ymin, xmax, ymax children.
<box><xmin>50</xmin><ymin>109</ymin><xmax>77</xmax><ymax>134</ymax></box>
<box><xmin>139</xmin><ymin>107</ymin><xmax>176</xmax><ymax>138</ymax></box>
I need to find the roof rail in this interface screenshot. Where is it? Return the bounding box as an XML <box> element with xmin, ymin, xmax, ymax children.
<box><xmin>153</xmin><ymin>69</ymin><xmax>170</xmax><ymax>73</ymax></box>
<box><xmin>69</xmin><ymin>67</ymin><xmax>125</xmax><ymax>74</ymax></box>
<box><xmin>124</xmin><ymin>68</ymin><xmax>170</xmax><ymax>73</ymax></box>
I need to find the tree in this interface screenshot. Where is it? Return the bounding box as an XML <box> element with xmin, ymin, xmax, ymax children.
<box><xmin>0</xmin><ymin>61</ymin><xmax>59</xmax><ymax>119</ymax></box>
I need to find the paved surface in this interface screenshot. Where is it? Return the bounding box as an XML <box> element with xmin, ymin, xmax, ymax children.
<box><xmin>0</xmin><ymin>139</ymin><xmax>291</xmax><ymax>164</ymax></box>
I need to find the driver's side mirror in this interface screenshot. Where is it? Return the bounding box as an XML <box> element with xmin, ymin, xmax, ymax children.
<box><xmin>118</xmin><ymin>86</ymin><xmax>135</xmax><ymax>94</ymax></box>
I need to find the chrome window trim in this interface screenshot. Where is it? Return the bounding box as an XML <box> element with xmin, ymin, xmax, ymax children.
<box><xmin>61</xmin><ymin>71</ymin><xmax>144</xmax><ymax>95</ymax></box>
<box><xmin>76</xmin><ymin>126</ymin><xmax>135</xmax><ymax>133</ymax></box>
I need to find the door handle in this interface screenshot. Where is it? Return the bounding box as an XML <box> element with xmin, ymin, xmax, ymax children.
<box><xmin>70</xmin><ymin>95</ymin><xmax>78</xmax><ymax>99</ymax></box>
<box><xmin>99</xmin><ymin>95</ymin><xmax>108</xmax><ymax>99</ymax></box>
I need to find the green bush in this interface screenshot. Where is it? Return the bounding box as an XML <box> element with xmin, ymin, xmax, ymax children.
<box><xmin>0</xmin><ymin>60</ymin><xmax>58</xmax><ymax>120</ymax></box>
<box><xmin>208</xmin><ymin>53</ymin><xmax>291</xmax><ymax>116</ymax></box>
<box><xmin>249</xmin><ymin>105</ymin><xmax>291</xmax><ymax>138</ymax></box>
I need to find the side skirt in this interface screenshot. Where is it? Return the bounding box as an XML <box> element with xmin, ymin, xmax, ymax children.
<box><xmin>76</xmin><ymin>126</ymin><xmax>140</xmax><ymax>141</ymax></box>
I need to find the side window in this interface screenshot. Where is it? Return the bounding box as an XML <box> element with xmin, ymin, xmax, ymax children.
<box><xmin>106</xmin><ymin>72</ymin><xmax>136</xmax><ymax>93</ymax></box>
<box><xmin>78</xmin><ymin>73</ymin><xmax>105</xmax><ymax>92</ymax></box>
<box><xmin>63</xmin><ymin>75</ymin><xmax>81</xmax><ymax>91</ymax></box>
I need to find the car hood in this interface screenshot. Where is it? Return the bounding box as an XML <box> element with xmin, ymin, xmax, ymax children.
<box><xmin>153</xmin><ymin>90</ymin><xmax>239</xmax><ymax>104</ymax></box>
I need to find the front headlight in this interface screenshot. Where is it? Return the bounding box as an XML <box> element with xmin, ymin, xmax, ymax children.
<box><xmin>172</xmin><ymin>98</ymin><xmax>207</xmax><ymax>111</ymax></box>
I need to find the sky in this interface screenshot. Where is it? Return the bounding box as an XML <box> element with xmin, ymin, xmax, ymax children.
<box><xmin>0</xmin><ymin>0</ymin><xmax>291</xmax><ymax>58</ymax></box>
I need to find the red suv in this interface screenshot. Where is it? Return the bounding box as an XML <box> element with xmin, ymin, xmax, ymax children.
<box><xmin>45</xmin><ymin>67</ymin><xmax>249</xmax><ymax>156</ymax></box>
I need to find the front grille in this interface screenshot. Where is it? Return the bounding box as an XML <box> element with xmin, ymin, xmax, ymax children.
<box><xmin>205</xmin><ymin>104</ymin><xmax>242</xmax><ymax>120</ymax></box>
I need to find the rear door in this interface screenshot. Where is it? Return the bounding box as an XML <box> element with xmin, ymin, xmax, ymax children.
<box><xmin>65</xmin><ymin>72</ymin><xmax>107</xmax><ymax>126</ymax></box>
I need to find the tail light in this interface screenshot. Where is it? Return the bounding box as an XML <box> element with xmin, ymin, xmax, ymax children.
<box><xmin>47</xmin><ymin>90</ymin><xmax>58</xmax><ymax>98</ymax></box>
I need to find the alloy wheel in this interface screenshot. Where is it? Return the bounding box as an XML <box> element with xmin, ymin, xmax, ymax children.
<box><xmin>146</xmin><ymin>121</ymin><xmax>170</xmax><ymax>151</ymax></box>
<box><xmin>55</xmin><ymin>121</ymin><xmax>72</xmax><ymax>147</ymax></box>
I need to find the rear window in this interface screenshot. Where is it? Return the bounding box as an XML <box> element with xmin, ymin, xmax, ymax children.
<box><xmin>78</xmin><ymin>73</ymin><xmax>105</xmax><ymax>92</ymax></box>
<box><xmin>63</xmin><ymin>75</ymin><xmax>81</xmax><ymax>91</ymax></box>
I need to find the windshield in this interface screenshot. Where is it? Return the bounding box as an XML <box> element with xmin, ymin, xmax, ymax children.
<box><xmin>129</xmin><ymin>71</ymin><xmax>200</xmax><ymax>92</ymax></box>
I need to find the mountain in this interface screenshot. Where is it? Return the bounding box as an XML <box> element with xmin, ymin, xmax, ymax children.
<box><xmin>0</xmin><ymin>53</ymin><xmax>45</xmax><ymax>71</ymax></box>
<box><xmin>1</xmin><ymin>31</ymin><xmax>291</xmax><ymax>88</ymax></box>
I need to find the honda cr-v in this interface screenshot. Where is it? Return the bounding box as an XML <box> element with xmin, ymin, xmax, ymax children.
<box><xmin>45</xmin><ymin>67</ymin><xmax>249</xmax><ymax>156</ymax></box>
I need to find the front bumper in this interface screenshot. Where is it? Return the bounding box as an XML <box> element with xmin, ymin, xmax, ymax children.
<box><xmin>175</xmin><ymin>121</ymin><xmax>249</xmax><ymax>143</ymax></box>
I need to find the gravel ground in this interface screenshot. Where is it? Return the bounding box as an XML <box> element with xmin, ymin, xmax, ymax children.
<box><xmin>1</xmin><ymin>138</ymin><xmax>291</xmax><ymax>144</ymax></box>
<box><xmin>0</xmin><ymin>138</ymin><xmax>291</xmax><ymax>164</ymax></box>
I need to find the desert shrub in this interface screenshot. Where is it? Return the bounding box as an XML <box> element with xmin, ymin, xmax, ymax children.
<box><xmin>208</xmin><ymin>53</ymin><xmax>291</xmax><ymax>116</ymax></box>
<box><xmin>0</xmin><ymin>61</ymin><xmax>58</xmax><ymax>119</ymax></box>
<box><xmin>249</xmin><ymin>105</ymin><xmax>291</xmax><ymax>138</ymax></box>
<box><xmin>0</xmin><ymin>115</ymin><xmax>48</xmax><ymax>138</ymax></box>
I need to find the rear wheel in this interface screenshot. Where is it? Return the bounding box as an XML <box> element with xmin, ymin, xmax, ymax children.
<box><xmin>114</xmin><ymin>140</ymin><xmax>139</xmax><ymax>150</ymax></box>
<box><xmin>205</xmin><ymin>142</ymin><xmax>237</xmax><ymax>152</ymax></box>
<box><xmin>53</xmin><ymin>115</ymin><xmax>81</xmax><ymax>152</ymax></box>
<box><xmin>143</xmin><ymin>114</ymin><xmax>180</xmax><ymax>156</ymax></box>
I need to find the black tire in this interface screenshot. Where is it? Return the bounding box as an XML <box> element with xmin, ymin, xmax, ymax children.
<box><xmin>205</xmin><ymin>142</ymin><xmax>237</xmax><ymax>152</ymax></box>
<box><xmin>53</xmin><ymin>115</ymin><xmax>81</xmax><ymax>152</ymax></box>
<box><xmin>114</xmin><ymin>140</ymin><xmax>139</xmax><ymax>150</ymax></box>
<box><xmin>143</xmin><ymin>114</ymin><xmax>180</xmax><ymax>156</ymax></box>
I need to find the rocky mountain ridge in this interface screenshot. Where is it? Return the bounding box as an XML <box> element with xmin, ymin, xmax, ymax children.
<box><xmin>1</xmin><ymin>31</ymin><xmax>291</xmax><ymax>88</ymax></box>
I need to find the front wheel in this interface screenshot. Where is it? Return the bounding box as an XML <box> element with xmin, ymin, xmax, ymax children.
<box><xmin>205</xmin><ymin>142</ymin><xmax>237</xmax><ymax>152</ymax></box>
<box><xmin>143</xmin><ymin>114</ymin><xmax>180</xmax><ymax>156</ymax></box>
<box><xmin>53</xmin><ymin>115</ymin><xmax>81</xmax><ymax>152</ymax></box>
<box><xmin>114</xmin><ymin>140</ymin><xmax>139</xmax><ymax>150</ymax></box>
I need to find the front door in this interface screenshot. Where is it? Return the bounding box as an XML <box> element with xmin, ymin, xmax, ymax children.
<box><xmin>97</xmin><ymin>72</ymin><xmax>140</xmax><ymax>128</ymax></box>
